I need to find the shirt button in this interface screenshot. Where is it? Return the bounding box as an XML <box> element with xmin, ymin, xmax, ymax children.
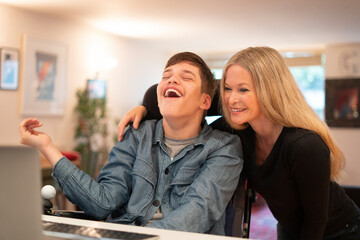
<box><xmin>135</xmin><ymin>219</ymin><xmax>141</xmax><ymax>226</ymax></box>
<box><xmin>153</xmin><ymin>200</ymin><xmax>160</xmax><ymax>206</ymax></box>
<box><xmin>164</xmin><ymin>168</ymin><xmax>170</xmax><ymax>175</ymax></box>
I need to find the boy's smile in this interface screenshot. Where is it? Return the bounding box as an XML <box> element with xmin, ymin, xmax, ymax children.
<box><xmin>163</xmin><ymin>86</ymin><xmax>183</xmax><ymax>98</ymax></box>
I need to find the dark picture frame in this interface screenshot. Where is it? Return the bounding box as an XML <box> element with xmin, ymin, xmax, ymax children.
<box><xmin>0</xmin><ymin>48</ymin><xmax>19</xmax><ymax>90</ymax></box>
<box><xmin>325</xmin><ymin>78</ymin><xmax>360</xmax><ymax>128</ymax></box>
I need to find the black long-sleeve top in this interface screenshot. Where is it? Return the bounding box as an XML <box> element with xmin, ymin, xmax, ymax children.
<box><xmin>141</xmin><ymin>84</ymin><xmax>355</xmax><ymax>239</ymax></box>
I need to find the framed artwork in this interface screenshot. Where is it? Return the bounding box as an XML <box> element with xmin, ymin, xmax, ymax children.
<box><xmin>0</xmin><ymin>48</ymin><xmax>19</xmax><ymax>90</ymax></box>
<box><xmin>86</xmin><ymin>79</ymin><xmax>107</xmax><ymax>99</ymax></box>
<box><xmin>21</xmin><ymin>35</ymin><xmax>67</xmax><ymax>116</ymax></box>
<box><xmin>325</xmin><ymin>78</ymin><xmax>360</xmax><ymax>127</ymax></box>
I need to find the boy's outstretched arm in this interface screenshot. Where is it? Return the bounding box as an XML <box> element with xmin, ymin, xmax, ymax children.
<box><xmin>19</xmin><ymin>118</ymin><xmax>63</xmax><ymax>167</ymax></box>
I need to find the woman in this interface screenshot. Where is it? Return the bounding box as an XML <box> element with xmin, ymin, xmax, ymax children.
<box><xmin>117</xmin><ymin>47</ymin><xmax>360</xmax><ymax>239</ymax></box>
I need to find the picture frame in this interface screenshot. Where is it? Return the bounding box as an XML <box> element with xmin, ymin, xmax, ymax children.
<box><xmin>0</xmin><ymin>48</ymin><xmax>19</xmax><ymax>90</ymax></box>
<box><xmin>86</xmin><ymin>79</ymin><xmax>107</xmax><ymax>99</ymax></box>
<box><xmin>325</xmin><ymin>78</ymin><xmax>360</xmax><ymax>128</ymax></box>
<box><xmin>21</xmin><ymin>35</ymin><xmax>67</xmax><ymax>116</ymax></box>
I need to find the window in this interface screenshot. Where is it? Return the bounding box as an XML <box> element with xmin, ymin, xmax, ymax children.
<box><xmin>211</xmin><ymin>68</ymin><xmax>223</xmax><ymax>80</ymax></box>
<box><xmin>283</xmin><ymin>50</ymin><xmax>325</xmax><ymax>120</ymax></box>
<box><xmin>289</xmin><ymin>65</ymin><xmax>325</xmax><ymax>119</ymax></box>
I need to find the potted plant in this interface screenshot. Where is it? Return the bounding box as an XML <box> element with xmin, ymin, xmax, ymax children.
<box><xmin>74</xmin><ymin>87</ymin><xmax>109</xmax><ymax>178</ymax></box>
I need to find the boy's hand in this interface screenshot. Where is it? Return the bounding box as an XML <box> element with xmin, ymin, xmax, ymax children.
<box><xmin>19</xmin><ymin>118</ymin><xmax>62</xmax><ymax>166</ymax></box>
<box><xmin>19</xmin><ymin>118</ymin><xmax>50</xmax><ymax>148</ymax></box>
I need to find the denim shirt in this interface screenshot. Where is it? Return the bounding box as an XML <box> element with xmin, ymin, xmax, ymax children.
<box><xmin>52</xmin><ymin>119</ymin><xmax>243</xmax><ymax>234</ymax></box>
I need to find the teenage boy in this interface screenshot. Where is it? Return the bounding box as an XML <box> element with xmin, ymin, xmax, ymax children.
<box><xmin>19</xmin><ymin>52</ymin><xmax>243</xmax><ymax>235</ymax></box>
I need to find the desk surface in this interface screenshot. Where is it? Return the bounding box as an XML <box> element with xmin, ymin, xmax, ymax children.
<box><xmin>42</xmin><ymin>215</ymin><xmax>246</xmax><ymax>240</ymax></box>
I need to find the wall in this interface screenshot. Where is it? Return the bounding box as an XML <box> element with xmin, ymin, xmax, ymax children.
<box><xmin>325</xmin><ymin>43</ymin><xmax>360</xmax><ymax>186</ymax></box>
<box><xmin>0</xmin><ymin>3</ymin><xmax>166</xmax><ymax>150</ymax></box>
<box><xmin>1</xmin><ymin>3</ymin><xmax>359</xmax><ymax>186</ymax></box>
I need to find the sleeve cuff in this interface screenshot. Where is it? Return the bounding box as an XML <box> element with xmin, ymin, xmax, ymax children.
<box><xmin>51</xmin><ymin>156</ymin><xmax>77</xmax><ymax>184</ymax></box>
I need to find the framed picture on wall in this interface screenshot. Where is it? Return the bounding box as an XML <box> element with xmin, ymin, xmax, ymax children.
<box><xmin>325</xmin><ymin>78</ymin><xmax>360</xmax><ymax>128</ymax></box>
<box><xmin>21</xmin><ymin>34</ymin><xmax>67</xmax><ymax>116</ymax></box>
<box><xmin>0</xmin><ymin>48</ymin><xmax>19</xmax><ymax>90</ymax></box>
<box><xmin>86</xmin><ymin>79</ymin><xmax>107</xmax><ymax>99</ymax></box>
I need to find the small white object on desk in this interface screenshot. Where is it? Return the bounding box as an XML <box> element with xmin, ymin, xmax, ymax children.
<box><xmin>41</xmin><ymin>185</ymin><xmax>56</xmax><ymax>200</ymax></box>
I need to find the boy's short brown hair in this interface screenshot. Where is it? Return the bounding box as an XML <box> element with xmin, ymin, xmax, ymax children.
<box><xmin>165</xmin><ymin>52</ymin><xmax>216</xmax><ymax>100</ymax></box>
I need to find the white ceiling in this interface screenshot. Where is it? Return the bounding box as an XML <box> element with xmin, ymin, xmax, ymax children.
<box><xmin>1</xmin><ymin>0</ymin><xmax>360</xmax><ymax>52</ymax></box>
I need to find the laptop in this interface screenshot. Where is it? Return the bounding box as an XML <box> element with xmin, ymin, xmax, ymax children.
<box><xmin>0</xmin><ymin>146</ymin><xmax>158</xmax><ymax>240</ymax></box>
<box><xmin>0</xmin><ymin>145</ymin><xmax>43</xmax><ymax>240</ymax></box>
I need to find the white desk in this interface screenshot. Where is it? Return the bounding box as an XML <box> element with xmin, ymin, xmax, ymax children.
<box><xmin>42</xmin><ymin>215</ymin><xmax>247</xmax><ymax>240</ymax></box>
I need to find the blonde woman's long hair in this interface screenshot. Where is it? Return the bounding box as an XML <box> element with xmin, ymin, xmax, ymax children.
<box><xmin>220</xmin><ymin>46</ymin><xmax>344</xmax><ymax>180</ymax></box>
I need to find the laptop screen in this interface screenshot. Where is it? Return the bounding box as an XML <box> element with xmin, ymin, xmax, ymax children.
<box><xmin>0</xmin><ymin>145</ymin><xmax>42</xmax><ymax>239</ymax></box>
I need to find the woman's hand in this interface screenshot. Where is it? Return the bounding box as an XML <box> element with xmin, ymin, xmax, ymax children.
<box><xmin>117</xmin><ymin>106</ymin><xmax>147</xmax><ymax>141</ymax></box>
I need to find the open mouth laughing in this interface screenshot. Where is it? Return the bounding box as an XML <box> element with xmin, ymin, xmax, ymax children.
<box><xmin>164</xmin><ymin>87</ymin><xmax>183</xmax><ymax>98</ymax></box>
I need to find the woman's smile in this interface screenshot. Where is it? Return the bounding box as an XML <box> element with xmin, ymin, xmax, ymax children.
<box><xmin>230</xmin><ymin>107</ymin><xmax>246</xmax><ymax>113</ymax></box>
